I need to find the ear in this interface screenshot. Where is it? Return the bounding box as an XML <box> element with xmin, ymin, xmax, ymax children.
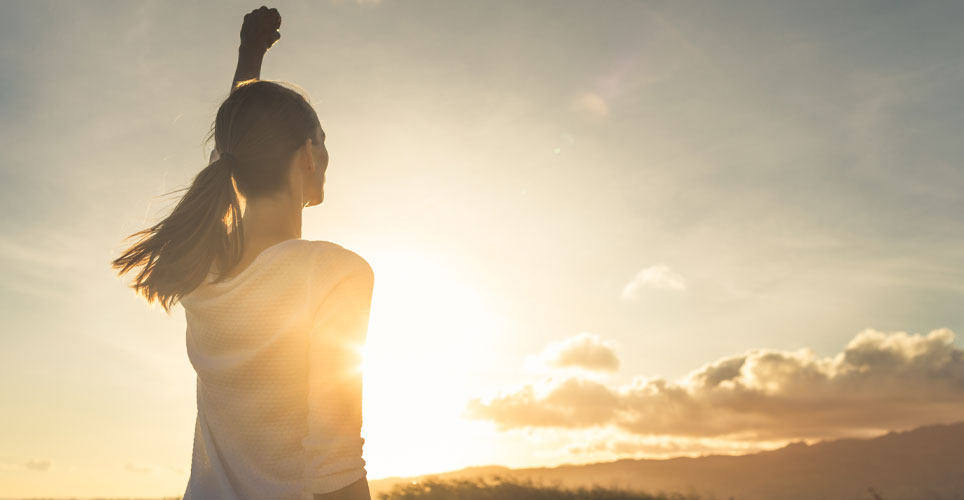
<box><xmin>302</xmin><ymin>137</ymin><xmax>315</xmax><ymax>172</ymax></box>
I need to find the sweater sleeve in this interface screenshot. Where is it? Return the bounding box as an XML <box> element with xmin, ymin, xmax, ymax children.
<box><xmin>301</xmin><ymin>255</ymin><xmax>374</xmax><ymax>495</ymax></box>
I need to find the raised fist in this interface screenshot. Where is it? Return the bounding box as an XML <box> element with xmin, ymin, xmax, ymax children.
<box><xmin>240</xmin><ymin>6</ymin><xmax>281</xmax><ymax>53</ymax></box>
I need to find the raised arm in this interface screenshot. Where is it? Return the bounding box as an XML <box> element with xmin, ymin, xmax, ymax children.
<box><xmin>232</xmin><ymin>6</ymin><xmax>281</xmax><ymax>93</ymax></box>
<box><xmin>211</xmin><ymin>6</ymin><xmax>282</xmax><ymax>163</ymax></box>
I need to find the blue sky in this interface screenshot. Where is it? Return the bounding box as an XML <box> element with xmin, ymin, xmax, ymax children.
<box><xmin>1</xmin><ymin>1</ymin><xmax>963</xmax><ymax>497</ymax></box>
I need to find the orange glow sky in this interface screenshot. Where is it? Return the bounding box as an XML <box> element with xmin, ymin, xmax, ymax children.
<box><xmin>2</xmin><ymin>1</ymin><xmax>963</xmax><ymax>497</ymax></box>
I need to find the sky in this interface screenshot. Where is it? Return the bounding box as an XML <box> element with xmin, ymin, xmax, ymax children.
<box><xmin>1</xmin><ymin>0</ymin><xmax>963</xmax><ymax>497</ymax></box>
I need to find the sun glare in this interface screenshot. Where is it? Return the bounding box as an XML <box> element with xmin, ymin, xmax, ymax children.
<box><xmin>358</xmin><ymin>249</ymin><xmax>506</xmax><ymax>477</ymax></box>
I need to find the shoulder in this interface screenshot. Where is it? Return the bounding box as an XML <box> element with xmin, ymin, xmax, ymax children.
<box><xmin>302</xmin><ymin>240</ymin><xmax>374</xmax><ymax>283</ymax></box>
<box><xmin>302</xmin><ymin>240</ymin><xmax>374</xmax><ymax>313</ymax></box>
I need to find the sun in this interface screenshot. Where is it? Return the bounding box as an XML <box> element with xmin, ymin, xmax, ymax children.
<box><xmin>357</xmin><ymin>248</ymin><xmax>507</xmax><ymax>477</ymax></box>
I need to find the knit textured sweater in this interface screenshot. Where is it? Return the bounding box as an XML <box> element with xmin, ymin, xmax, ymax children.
<box><xmin>179</xmin><ymin>238</ymin><xmax>374</xmax><ymax>500</ymax></box>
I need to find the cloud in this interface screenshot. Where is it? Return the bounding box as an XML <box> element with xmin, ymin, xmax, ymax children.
<box><xmin>23</xmin><ymin>458</ymin><xmax>52</xmax><ymax>472</ymax></box>
<box><xmin>571</xmin><ymin>91</ymin><xmax>610</xmax><ymax>119</ymax></box>
<box><xmin>622</xmin><ymin>264</ymin><xmax>687</xmax><ymax>300</ymax></box>
<box><xmin>465</xmin><ymin>376</ymin><xmax>620</xmax><ymax>429</ymax></box>
<box><xmin>125</xmin><ymin>461</ymin><xmax>158</xmax><ymax>474</ymax></box>
<box><xmin>571</xmin><ymin>53</ymin><xmax>640</xmax><ymax>121</ymax></box>
<box><xmin>529</xmin><ymin>332</ymin><xmax>621</xmax><ymax>373</ymax></box>
<box><xmin>465</xmin><ymin>328</ymin><xmax>964</xmax><ymax>441</ymax></box>
<box><xmin>565</xmin><ymin>433</ymin><xmax>787</xmax><ymax>458</ymax></box>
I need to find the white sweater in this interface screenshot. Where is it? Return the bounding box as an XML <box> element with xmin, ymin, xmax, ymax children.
<box><xmin>179</xmin><ymin>238</ymin><xmax>374</xmax><ymax>500</ymax></box>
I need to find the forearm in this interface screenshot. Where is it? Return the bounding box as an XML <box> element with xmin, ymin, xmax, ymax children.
<box><xmin>231</xmin><ymin>45</ymin><xmax>266</xmax><ymax>93</ymax></box>
<box><xmin>312</xmin><ymin>477</ymin><xmax>371</xmax><ymax>500</ymax></box>
<box><xmin>212</xmin><ymin>45</ymin><xmax>260</xmax><ymax>162</ymax></box>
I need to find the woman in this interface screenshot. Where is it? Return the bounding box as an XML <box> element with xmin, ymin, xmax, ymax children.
<box><xmin>112</xmin><ymin>7</ymin><xmax>374</xmax><ymax>500</ymax></box>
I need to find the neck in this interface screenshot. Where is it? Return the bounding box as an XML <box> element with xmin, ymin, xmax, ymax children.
<box><xmin>240</xmin><ymin>193</ymin><xmax>303</xmax><ymax>245</ymax></box>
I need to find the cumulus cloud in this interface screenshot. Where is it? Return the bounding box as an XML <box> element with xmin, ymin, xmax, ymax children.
<box><xmin>23</xmin><ymin>458</ymin><xmax>52</xmax><ymax>471</ymax></box>
<box><xmin>465</xmin><ymin>328</ymin><xmax>964</xmax><ymax>442</ymax></box>
<box><xmin>466</xmin><ymin>375</ymin><xmax>619</xmax><ymax>429</ymax></box>
<box><xmin>622</xmin><ymin>264</ymin><xmax>687</xmax><ymax>300</ymax></box>
<box><xmin>528</xmin><ymin>332</ymin><xmax>620</xmax><ymax>373</ymax></box>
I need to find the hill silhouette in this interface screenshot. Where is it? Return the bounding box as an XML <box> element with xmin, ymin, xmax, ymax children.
<box><xmin>369</xmin><ymin>420</ymin><xmax>964</xmax><ymax>500</ymax></box>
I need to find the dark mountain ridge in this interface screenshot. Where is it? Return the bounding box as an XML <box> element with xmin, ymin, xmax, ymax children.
<box><xmin>369</xmin><ymin>420</ymin><xmax>964</xmax><ymax>500</ymax></box>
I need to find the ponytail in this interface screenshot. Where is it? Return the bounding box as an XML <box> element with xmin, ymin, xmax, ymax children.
<box><xmin>114</xmin><ymin>79</ymin><xmax>322</xmax><ymax>313</ymax></box>
<box><xmin>112</xmin><ymin>155</ymin><xmax>244</xmax><ymax>313</ymax></box>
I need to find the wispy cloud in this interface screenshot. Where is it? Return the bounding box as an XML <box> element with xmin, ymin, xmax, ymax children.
<box><xmin>125</xmin><ymin>461</ymin><xmax>158</xmax><ymax>474</ymax></box>
<box><xmin>571</xmin><ymin>91</ymin><xmax>610</xmax><ymax>120</ymax></box>
<box><xmin>622</xmin><ymin>264</ymin><xmax>687</xmax><ymax>300</ymax></box>
<box><xmin>23</xmin><ymin>458</ymin><xmax>53</xmax><ymax>472</ymax></box>
<box><xmin>564</xmin><ymin>429</ymin><xmax>784</xmax><ymax>458</ymax></box>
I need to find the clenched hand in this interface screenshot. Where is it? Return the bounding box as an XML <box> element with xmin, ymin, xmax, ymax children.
<box><xmin>240</xmin><ymin>6</ymin><xmax>281</xmax><ymax>53</ymax></box>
